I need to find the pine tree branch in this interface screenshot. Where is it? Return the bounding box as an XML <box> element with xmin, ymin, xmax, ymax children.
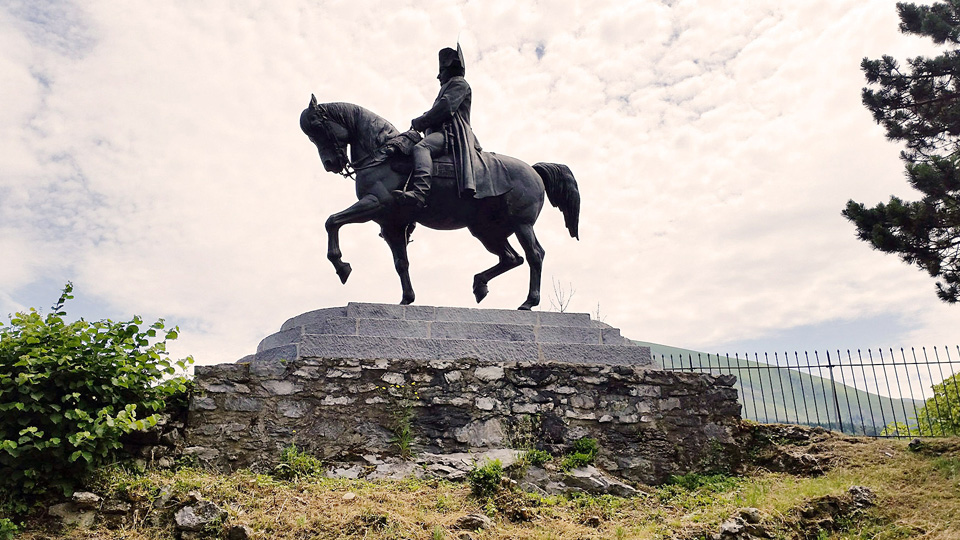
<box><xmin>887</xmin><ymin>91</ymin><xmax>960</xmax><ymax>110</ymax></box>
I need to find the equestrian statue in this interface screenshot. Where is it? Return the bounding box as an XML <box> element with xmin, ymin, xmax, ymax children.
<box><xmin>300</xmin><ymin>46</ymin><xmax>580</xmax><ymax>310</ymax></box>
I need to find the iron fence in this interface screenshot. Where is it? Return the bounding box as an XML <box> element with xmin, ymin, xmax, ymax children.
<box><xmin>657</xmin><ymin>346</ymin><xmax>960</xmax><ymax>438</ymax></box>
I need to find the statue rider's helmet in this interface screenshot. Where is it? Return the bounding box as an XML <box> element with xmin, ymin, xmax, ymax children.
<box><xmin>438</xmin><ymin>44</ymin><xmax>465</xmax><ymax>81</ymax></box>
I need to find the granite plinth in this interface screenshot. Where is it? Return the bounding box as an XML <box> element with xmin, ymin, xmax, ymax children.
<box><xmin>244</xmin><ymin>302</ymin><xmax>651</xmax><ymax>367</ymax></box>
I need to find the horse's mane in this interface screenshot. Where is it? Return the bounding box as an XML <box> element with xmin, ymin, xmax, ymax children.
<box><xmin>322</xmin><ymin>102</ymin><xmax>400</xmax><ymax>156</ymax></box>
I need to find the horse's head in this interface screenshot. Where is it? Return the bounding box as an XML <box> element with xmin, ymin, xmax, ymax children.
<box><xmin>300</xmin><ymin>95</ymin><xmax>351</xmax><ymax>175</ymax></box>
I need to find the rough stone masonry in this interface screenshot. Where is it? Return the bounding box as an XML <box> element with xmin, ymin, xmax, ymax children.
<box><xmin>184</xmin><ymin>303</ymin><xmax>742</xmax><ymax>485</ymax></box>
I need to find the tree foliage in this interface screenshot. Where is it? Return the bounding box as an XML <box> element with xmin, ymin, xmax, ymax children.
<box><xmin>883</xmin><ymin>371</ymin><xmax>960</xmax><ymax>436</ymax></box>
<box><xmin>843</xmin><ymin>1</ymin><xmax>960</xmax><ymax>302</ymax></box>
<box><xmin>0</xmin><ymin>284</ymin><xmax>192</xmax><ymax>510</ymax></box>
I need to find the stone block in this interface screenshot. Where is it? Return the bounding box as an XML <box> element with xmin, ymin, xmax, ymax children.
<box><xmin>256</xmin><ymin>327</ymin><xmax>302</xmax><ymax>353</ymax></box>
<box><xmin>280</xmin><ymin>306</ymin><xmax>348</xmax><ymax>331</ymax></box>
<box><xmin>601</xmin><ymin>328</ymin><xmax>627</xmax><ymax>345</ymax></box>
<box><xmin>630</xmin><ymin>385</ymin><xmax>661</xmax><ymax>398</ymax></box>
<box><xmin>540</xmin><ymin>343</ymin><xmax>651</xmax><ymax>366</ymax></box>
<box><xmin>431</xmin><ymin>321</ymin><xmax>536</xmax><ymax>342</ymax></box>
<box><xmin>200</xmin><ymin>382</ymin><xmax>250</xmax><ymax>394</ymax></box>
<box><xmin>277</xmin><ymin>400</ymin><xmax>309</xmax><ymax>418</ymax></box>
<box><xmin>249</xmin><ymin>360</ymin><xmax>290</xmax><ymax>378</ymax></box>
<box><xmin>299</xmin><ymin>334</ymin><xmax>541</xmax><ymax>362</ymax></box>
<box><xmin>224</xmin><ymin>396</ymin><xmax>262</xmax><ymax>412</ymax></box>
<box><xmin>195</xmin><ymin>363</ymin><xmax>249</xmax><ymax>380</ymax></box>
<box><xmin>537</xmin><ymin>325</ymin><xmax>601</xmax><ymax>344</ymax></box>
<box><xmin>321</xmin><ymin>396</ymin><xmax>356</xmax><ymax>406</ymax></box>
<box><xmin>435</xmin><ymin>306</ymin><xmax>536</xmax><ymax>324</ymax></box>
<box><xmin>536</xmin><ymin>310</ymin><xmax>592</xmax><ymax>327</ymax></box>
<box><xmin>305</xmin><ymin>317</ymin><xmax>358</xmax><ymax>336</ymax></box>
<box><xmin>403</xmin><ymin>305</ymin><xmax>437</xmax><ymax>320</ymax></box>
<box><xmin>254</xmin><ymin>345</ymin><xmax>297</xmax><ymax>364</ymax></box>
<box><xmin>382</xmin><ymin>372</ymin><xmax>405</xmax><ymax>385</ymax></box>
<box><xmin>475</xmin><ymin>397</ymin><xmax>498</xmax><ymax>410</ymax></box>
<box><xmin>346</xmin><ymin>302</ymin><xmax>405</xmax><ymax>319</ymax></box>
<box><xmin>474</xmin><ymin>365</ymin><xmax>505</xmax><ymax>382</ymax></box>
<box><xmin>357</xmin><ymin>318</ymin><xmax>430</xmax><ymax>338</ymax></box>
<box><xmin>189</xmin><ymin>397</ymin><xmax>217</xmax><ymax>411</ymax></box>
<box><xmin>454</xmin><ymin>419</ymin><xmax>505</xmax><ymax>447</ymax></box>
<box><xmin>262</xmin><ymin>380</ymin><xmax>301</xmax><ymax>395</ymax></box>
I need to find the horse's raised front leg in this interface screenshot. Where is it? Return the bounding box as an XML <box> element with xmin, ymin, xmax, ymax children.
<box><xmin>325</xmin><ymin>194</ymin><xmax>383</xmax><ymax>284</ymax></box>
<box><xmin>381</xmin><ymin>225</ymin><xmax>416</xmax><ymax>305</ymax></box>
<box><xmin>514</xmin><ymin>224</ymin><xmax>545</xmax><ymax>310</ymax></box>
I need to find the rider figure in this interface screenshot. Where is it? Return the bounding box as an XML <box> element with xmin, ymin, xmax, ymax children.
<box><xmin>393</xmin><ymin>44</ymin><xmax>479</xmax><ymax>208</ymax></box>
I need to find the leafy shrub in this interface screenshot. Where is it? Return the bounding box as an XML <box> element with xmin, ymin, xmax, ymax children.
<box><xmin>0</xmin><ymin>518</ymin><xmax>19</xmax><ymax>540</ymax></box>
<box><xmin>657</xmin><ymin>472</ymin><xmax>741</xmax><ymax>509</ymax></box>
<box><xmin>0</xmin><ymin>284</ymin><xmax>192</xmax><ymax>507</ymax></box>
<box><xmin>467</xmin><ymin>459</ymin><xmax>503</xmax><ymax>499</ymax></box>
<box><xmin>572</xmin><ymin>437</ymin><xmax>598</xmax><ymax>456</ymax></box>
<box><xmin>560</xmin><ymin>437</ymin><xmax>598</xmax><ymax>471</ymax></box>
<box><xmin>522</xmin><ymin>449</ymin><xmax>552</xmax><ymax>466</ymax></box>
<box><xmin>272</xmin><ymin>444</ymin><xmax>325</xmax><ymax>480</ymax></box>
<box><xmin>665</xmin><ymin>472</ymin><xmax>738</xmax><ymax>492</ymax></box>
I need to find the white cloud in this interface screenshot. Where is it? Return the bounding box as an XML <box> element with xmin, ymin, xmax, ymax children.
<box><xmin>0</xmin><ymin>0</ymin><xmax>956</xmax><ymax>367</ymax></box>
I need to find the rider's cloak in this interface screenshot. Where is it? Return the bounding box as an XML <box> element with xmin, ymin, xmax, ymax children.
<box><xmin>416</xmin><ymin>76</ymin><xmax>511</xmax><ymax>198</ymax></box>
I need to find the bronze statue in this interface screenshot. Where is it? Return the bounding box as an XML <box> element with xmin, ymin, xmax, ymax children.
<box><xmin>394</xmin><ymin>44</ymin><xmax>481</xmax><ymax>208</ymax></box>
<box><xmin>300</xmin><ymin>53</ymin><xmax>579</xmax><ymax>310</ymax></box>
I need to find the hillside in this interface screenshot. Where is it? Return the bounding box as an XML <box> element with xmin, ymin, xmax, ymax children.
<box><xmin>637</xmin><ymin>341</ymin><xmax>925</xmax><ymax>436</ymax></box>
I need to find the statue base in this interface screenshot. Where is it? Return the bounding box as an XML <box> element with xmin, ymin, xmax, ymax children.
<box><xmin>182</xmin><ymin>304</ymin><xmax>742</xmax><ymax>485</ymax></box>
<box><xmin>243</xmin><ymin>302</ymin><xmax>651</xmax><ymax>366</ymax></box>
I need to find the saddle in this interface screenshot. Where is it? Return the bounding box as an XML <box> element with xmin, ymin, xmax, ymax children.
<box><xmin>383</xmin><ymin>130</ymin><xmax>456</xmax><ymax>178</ymax></box>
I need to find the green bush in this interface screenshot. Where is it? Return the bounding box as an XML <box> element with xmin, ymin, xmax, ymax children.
<box><xmin>522</xmin><ymin>449</ymin><xmax>552</xmax><ymax>466</ymax></box>
<box><xmin>467</xmin><ymin>459</ymin><xmax>503</xmax><ymax>499</ymax></box>
<box><xmin>272</xmin><ymin>444</ymin><xmax>325</xmax><ymax>480</ymax></box>
<box><xmin>560</xmin><ymin>437</ymin><xmax>598</xmax><ymax>471</ymax></box>
<box><xmin>0</xmin><ymin>284</ymin><xmax>192</xmax><ymax>508</ymax></box>
<box><xmin>0</xmin><ymin>518</ymin><xmax>20</xmax><ymax>540</ymax></box>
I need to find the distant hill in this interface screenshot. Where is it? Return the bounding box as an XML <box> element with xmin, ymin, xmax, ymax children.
<box><xmin>635</xmin><ymin>341</ymin><xmax>925</xmax><ymax>436</ymax></box>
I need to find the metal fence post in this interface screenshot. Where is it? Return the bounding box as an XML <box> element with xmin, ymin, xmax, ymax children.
<box><xmin>826</xmin><ymin>350</ymin><xmax>844</xmax><ymax>433</ymax></box>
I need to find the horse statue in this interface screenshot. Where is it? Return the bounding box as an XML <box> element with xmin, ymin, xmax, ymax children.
<box><xmin>299</xmin><ymin>97</ymin><xmax>580</xmax><ymax>310</ymax></box>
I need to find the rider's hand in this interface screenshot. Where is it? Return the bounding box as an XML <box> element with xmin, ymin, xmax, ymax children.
<box><xmin>411</xmin><ymin>117</ymin><xmax>425</xmax><ymax>132</ymax></box>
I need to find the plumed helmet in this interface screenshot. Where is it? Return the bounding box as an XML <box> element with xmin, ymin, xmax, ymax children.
<box><xmin>438</xmin><ymin>44</ymin><xmax>465</xmax><ymax>74</ymax></box>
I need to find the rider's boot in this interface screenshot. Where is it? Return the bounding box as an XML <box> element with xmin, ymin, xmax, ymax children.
<box><xmin>392</xmin><ymin>174</ymin><xmax>430</xmax><ymax>209</ymax></box>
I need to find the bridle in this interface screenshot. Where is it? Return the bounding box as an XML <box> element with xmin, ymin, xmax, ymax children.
<box><xmin>311</xmin><ymin>105</ymin><xmax>356</xmax><ymax>179</ymax></box>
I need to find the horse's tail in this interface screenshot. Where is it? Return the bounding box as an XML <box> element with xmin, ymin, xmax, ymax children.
<box><xmin>533</xmin><ymin>162</ymin><xmax>580</xmax><ymax>240</ymax></box>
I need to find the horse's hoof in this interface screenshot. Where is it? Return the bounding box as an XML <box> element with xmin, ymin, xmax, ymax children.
<box><xmin>518</xmin><ymin>297</ymin><xmax>539</xmax><ymax>311</ymax></box>
<box><xmin>473</xmin><ymin>283</ymin><xmax>489</xmax><ymax>303</ymax></box>
<box><xmin>400</xmin><ymin>294</ymin><xmax>415</xmax><ymax>305</ymax></box>
<box><xmin>336</xmin><ymin>263</ymin><xmax>352</xmax><ymax>284</ymax></box>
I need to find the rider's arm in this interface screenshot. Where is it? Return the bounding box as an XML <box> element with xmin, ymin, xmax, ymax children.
<box><xmin>412</xmin><ymin>78</ymin><xmax>470</xmax><ymax>132</ymax></box>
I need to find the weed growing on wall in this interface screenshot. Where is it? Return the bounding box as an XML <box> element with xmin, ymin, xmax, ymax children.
<box><xmin>522</xmin><ymin>449</ymin><xmax>552</xmax><ymax>467</ymax></box>
<box><xmin>381</xmin><ymin>381</ymin><xmax>419</xmax><ymax>459</ymax></box>
<box><xmin>0</xmin><ymin>283</ymin><xmax>193</xmax><ymax>511</ymax></box>
<box><xmin>560</xmin><ymin>437</ymin><xmax>599</xmax><ymax>471</ymax></box>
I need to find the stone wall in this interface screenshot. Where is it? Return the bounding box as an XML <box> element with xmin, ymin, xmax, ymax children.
<box><xmin>185</xmin><ymin>357</ymin><xmax>741</xmax><ymax>485</ymax></box>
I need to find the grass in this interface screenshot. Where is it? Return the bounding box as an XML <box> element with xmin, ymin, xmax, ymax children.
<box><xmin>10</xmin><ymin>437</ymin><xmax>960</xmax><ymax>539</ymax></box>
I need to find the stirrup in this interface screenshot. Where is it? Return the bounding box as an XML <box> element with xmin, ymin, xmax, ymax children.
<box><xmin>391</xmin><ymin>190</ymin><xmax>426</xmax><ymax>208</ymax></box>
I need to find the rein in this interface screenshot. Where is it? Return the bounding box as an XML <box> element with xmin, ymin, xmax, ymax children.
<box><xmin>311</xmin><ymin>103</ymin><xmax>396</xmax><ymax>180</ymax></box>
<box><xmin>313</xmin><ymin>105</ymin><xmax>356</xmax><ymax>179</ymax></box>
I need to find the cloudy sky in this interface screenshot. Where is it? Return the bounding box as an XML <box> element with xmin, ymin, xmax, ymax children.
<box><xmin>2</xmin><ymin>0</ymin><xmax>958</xmax><ymax>367</ymax></box>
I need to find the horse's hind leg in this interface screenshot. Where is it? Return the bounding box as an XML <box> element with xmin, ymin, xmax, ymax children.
<box><xmin>381</xmin><ymin>224</ymin><xmax>416</xmax><ymax>305</ymax></box>
<box><xmin>472</xmin><ymin>234</ymin><xmax>524</xmax><ymax>303</ymax></box>
<box><xmin>514</xmin><ymin>224</ymin><xmax>545</xmax><ymax>310</ymax></box>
